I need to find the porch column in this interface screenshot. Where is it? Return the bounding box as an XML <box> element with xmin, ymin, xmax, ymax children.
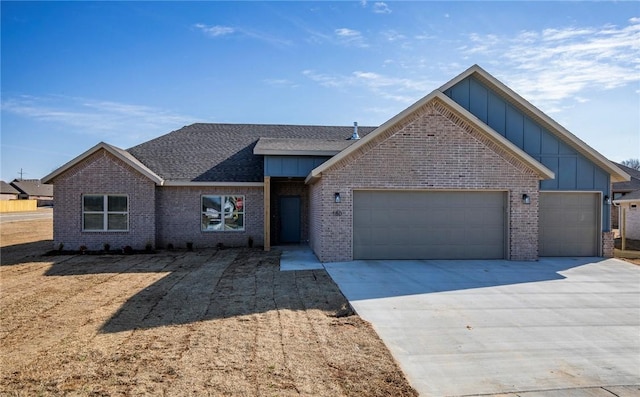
<box><xmin>621</xmin><ymin>206</ymin><xmax>626</xmax><ymax>251</ymax></box>
<box><xmin>264</xmin><ymin>176</ymin><xmax>271</xmax><ymax>251</ymax></box>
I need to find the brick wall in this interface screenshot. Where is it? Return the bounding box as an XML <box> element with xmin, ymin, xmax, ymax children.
<box><xmin>311</xmin><ymin>100</ymin><xmax>541</xmax><ymax>262</ymax></box>
<box><xmin>156</xmin><ymin>186</ymin><xmax>263</xmax><ymax>249</ymax></box>
<box><xmin>52</xmin><ymin>149</ymin><xmax>156</xmax><ymax>251</ymax></box>
<box><xmin>309</xmin><ymin>181</ymin><xmax>322</xmax><ymax>256</ymax></box>
<box><xmin>602</xmin><ymin>231</ymin><xmax>615</xmax><ymax>257</ymax></box>
<box><xmin>624</xmin><ymin>205</ymin><xmax>640</xmax><ymax>240</ymax></box>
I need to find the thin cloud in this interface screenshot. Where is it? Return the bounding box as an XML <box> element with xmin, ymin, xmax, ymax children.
<box><xmin>1</xmin><ymin>95</ymin><xmax>194</xmax><ymax>142</ymax></box>
<box><xmin>303</xmin><ymin>69</ymin><xmax>432</xmax><ymax>103</ymax></box>
<box><xmin>463</xmin><ymin>17</ymin><xmax>640</xmax><ymax>112</ymax></box>
<box><xmin>373</xmin><ymin>2</ymin><xmax>391</xmax><ymax>14</ymax></box>
<box><xmin>335</xmin><ymin>28</ymin><xmax>360</xmax><ymax>37</ymax></box>
<box><xmin>381</xmin><ymin>29</ymin><xmax>405</xmax><ymax>42</ymax></box>
<box><xmin>263</xmin><ymin>78</ymin><xmax>299</xmax><ymax>88</ymax></box>
<box><xmin>194</xmin><ymin>23</ymin><xmax>292</xmax><ymax>47</ymax></box>
<box><xmin>335</xmin><ymin>28</ymin><xmax>368</xmax><ymax>48</ymax></box>
<box><xmin>193</xmin><ymin>23</ymin><xmax>235</xmax><ymax>37</ymax></box>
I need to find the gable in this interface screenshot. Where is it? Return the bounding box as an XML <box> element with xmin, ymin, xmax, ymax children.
<box><xmin>325</xmin><ymin>102</ymin><xmax>543</xmax><ymax>186</ymax></box>
<box><xmin>440</xmin><ymin>65</ymin><xmax>629</xmax><ymax>184</ymax></box>
<box><xmin>444</xmin><ymin>75</ymin><xmax>611</xmax><ymax>191</ymax></box>
<box><xmin>42</xmin><ymin>142</ymin><xmax>163</xmax><ymax>185</ymax></box>
<box><xmin>307</xmin><ymin>91</ymin><xmax>554</xmax><ymax>183</ymax></box>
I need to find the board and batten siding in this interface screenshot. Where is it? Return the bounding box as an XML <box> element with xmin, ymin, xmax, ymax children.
<box><xmin>264</xmin><ymin>156</ymin><xmax>330</xmax><ymax>177</ymax></box>
<box><xmin>444</xmin><ymin>76</ymin><xmax>611</xmax><ymax>231</ymax></box>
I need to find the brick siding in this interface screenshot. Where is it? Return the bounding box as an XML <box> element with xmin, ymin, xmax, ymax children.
<box><xmin>624</xmin><ymin>205</ymin><xmax>640</xmax><ymax>240</ymax></box>
<box><xmin>156</xmin><ymin>186</ymin><xmax>263</xmax><ymax>249</ymax></box>
<box><xmin>310</xmin><ymin>100</ymin><xmax>541</xmax><ymax>262</ymax></box>
<box><xmin>51</xmin><ymin>149</ymin><xmax>156</xmax><ymax>251</ymax></box>
<box><xmin>602</xmin><ymin>231</ymin><xmax>615</xmax><ymax>257</ymax></box>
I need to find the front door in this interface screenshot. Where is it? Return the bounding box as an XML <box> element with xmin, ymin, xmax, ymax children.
<box><xmin>279</xmin><ymin>196</ymin><xmax>301</xmax><ymax>243</ymax></box>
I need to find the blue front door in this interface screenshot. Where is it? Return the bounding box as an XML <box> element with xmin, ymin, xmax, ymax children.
<box><xmin>279</xmin><ymin>196</ymin><xmax>301</xmax><ymax>243</ymax></box>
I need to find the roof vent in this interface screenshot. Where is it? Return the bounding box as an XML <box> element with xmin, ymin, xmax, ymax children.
<box><xmin>350</xmin><ymin>121</ymin><xmax>360</xmax><ymax>140</ymax></box>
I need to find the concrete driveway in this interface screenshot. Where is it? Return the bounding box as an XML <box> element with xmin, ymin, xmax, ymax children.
<box><xmin>324</xmin><ymin>258</ymin><xmax>640</xmax><ymax>397</ymax></box>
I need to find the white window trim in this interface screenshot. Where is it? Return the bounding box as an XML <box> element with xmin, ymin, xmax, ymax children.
<box><xmin>201</xmin><ymin>195</ymin><xmax>245</xmax><ymax>232</ymax></box>
<box><xmin>82</xmin><ymin>194</ymin><xmax>129</xmax><ymax>232</ymax></box>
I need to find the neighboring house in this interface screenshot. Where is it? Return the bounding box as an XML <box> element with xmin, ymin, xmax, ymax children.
<box><xmin>611</xmin><ymin>163</ymin><xmax>640</xmax><ymax>228</ymax></box>
<box><xmin>0</xmin><ymin>181</ymin><xmax>20</xmax><ymax>200</ymax></box>
<box><xmin>42</xmin><ymin>65</ymin><xmax>630</xmax><ymax>261</ymax></box>
<box><xmin>613</xmin><ymin>190</ymin><xmax>640</xmax><ymax>241</ymax></box>
<box><xmin>10</xmin><ymin>179</ymin><xmax>54</xmax><ymax>206</ymax></box>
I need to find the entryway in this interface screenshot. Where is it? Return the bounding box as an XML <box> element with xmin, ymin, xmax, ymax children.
<box><xmin>279</xmin><ymin>196</ymin><xmax>301</xmax><ymax>243</ymax></box>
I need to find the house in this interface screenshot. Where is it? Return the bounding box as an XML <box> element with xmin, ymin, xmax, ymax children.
<box><xmin>0</xmin><ymin>181</ymin><xmax>20</xmax><ymax>200</ymax></box>
<box><xmin>10</xmin><ymin>179</ymin><xmax>54</xmax><ymax>205</ymax></box>
<box><xmin>611</xmin><ymin>163</ymin><xmax>640</xmax><ymax>228</ymax></box>
<box><xmin>613</xmin><ymin>190</ymin><xmax>640</xmax><ymax>242</ymax></box>
<box><xmin>42</xmin><ymin>65</ymin><xmax>630</xmax><ymax>261</ymax></box>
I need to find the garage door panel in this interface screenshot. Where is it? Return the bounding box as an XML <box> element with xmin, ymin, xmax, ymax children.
<box><xmin>539</xmin><ymin>192</ymin><xmax>598</xmax><ymax>257</ymax></box>
<box><xmin>354</xmin><ymin>191</ymin><xmax>505</xmax><ymax>260</ymax></box>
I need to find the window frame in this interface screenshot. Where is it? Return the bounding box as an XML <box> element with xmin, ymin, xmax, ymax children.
<box><xmin>82</xmin><ymin>194</ymin><xmax>129</xmax><ymax>232</ymax></box>
<box><xmin>201</xmin><ymin>195</ymin><xmax>245</xmax><ymax>232</ymax></box>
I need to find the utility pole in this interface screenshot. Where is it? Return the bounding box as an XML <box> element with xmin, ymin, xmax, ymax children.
<box><xmin>17</xmin><ymin>168</ymin><xmax>27</xmax><ymax>180</ymax></box>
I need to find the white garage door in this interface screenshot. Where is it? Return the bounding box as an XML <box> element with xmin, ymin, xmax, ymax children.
<box><xmin>353</xmin><ymin>190</ymin><xmax>506</xmax><ymax>260</ymax></box>
<box><xmin>539</xmin><ymin>192</ymin><xmax>599</xmax><ymax>256</ymax></box>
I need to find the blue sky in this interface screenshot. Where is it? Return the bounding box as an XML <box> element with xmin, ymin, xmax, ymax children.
<box><xmin>1</xmin><ymin>1</ymin><xmax>639</xmax><ymax>182</ymax></box>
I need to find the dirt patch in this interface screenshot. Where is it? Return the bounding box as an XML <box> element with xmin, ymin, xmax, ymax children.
<box><xmin>0</xmin><ymin>219</ymin><xmax>417</xmax><ymax>396</ymax></box>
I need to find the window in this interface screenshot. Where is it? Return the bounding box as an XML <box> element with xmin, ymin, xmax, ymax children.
<box><xmin>202</xmin><ymin>195</ymin><xmax>244</xmax><ymax>231</ymax></box>
<box><xmin>83</xmin><ymin>195</ymin><xmax>128</xmax><ymax>231</ymax></box>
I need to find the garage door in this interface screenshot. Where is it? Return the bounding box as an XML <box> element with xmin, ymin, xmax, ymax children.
<box><xmin>353</xmin><ymin>190</ymin><xmax>506</xmax><ymax>260</ymax></box>
<box><xmin>539</xmin><ymin>192</ymin><xmax>599</xmax><ymax>256</ymax></box>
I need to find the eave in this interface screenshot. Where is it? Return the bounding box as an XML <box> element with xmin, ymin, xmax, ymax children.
<box><xmin>162</xmin><ymin>181</ymin><xmax>264</xmax><ymax>187</ymax></box>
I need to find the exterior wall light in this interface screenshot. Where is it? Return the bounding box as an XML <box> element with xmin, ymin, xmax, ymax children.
<box><xmin>334</xmin><ymin>192</ymin><xmax>341</xmax><ymax>203</ymax></box>
<box><xmin>522</xmin><ymin>194</ymin><xmax>531</xmax><ymax>204</ymax></box>
<box><xmin>604</xmin><ymin>195</ymin><xmax>611</xmax><ymax>205</ymax></box>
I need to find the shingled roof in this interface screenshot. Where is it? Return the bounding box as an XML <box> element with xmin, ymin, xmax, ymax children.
<box><xmin>1</xmin><ymin>181</ymin><xmax>20</xmax><ymax>195</ymax></box>
<box><xmin>612</xmin><ymin>163</ymin><xmax>640</xmax><ymax>193</ymax></box>
<box><xmin>127</xmin><ymin>123</ymin><xmax>376</xmax><ymax>182</ymax></box>
<box><xmin>10</xmin><ymin>179</ymin><xmax>53</xmax><ymax>197</ymax></box>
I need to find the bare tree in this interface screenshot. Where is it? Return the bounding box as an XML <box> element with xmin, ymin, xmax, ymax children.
<box><xmin>621</xmin><ymin>158</ymin><xmax>640</xmax><ymax>170</ymax></box>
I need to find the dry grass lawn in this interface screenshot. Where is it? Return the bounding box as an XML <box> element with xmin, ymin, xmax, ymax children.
<box><xmin>0</xmin><ymin>217</ymin><xmax>417</xmax><ymax>396</ymax></box>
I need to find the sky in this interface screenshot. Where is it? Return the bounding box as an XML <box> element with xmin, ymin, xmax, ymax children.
<box><xmin>1</xmin><ymin>1</ymin><xmax>639</xmax><ymax>182</ymax></box>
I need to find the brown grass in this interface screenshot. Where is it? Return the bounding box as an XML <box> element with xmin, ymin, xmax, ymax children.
<box><xmin>0</xmin><ymin>217</ymin><xmax>417</xmax><ymax>396</ymax></box>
